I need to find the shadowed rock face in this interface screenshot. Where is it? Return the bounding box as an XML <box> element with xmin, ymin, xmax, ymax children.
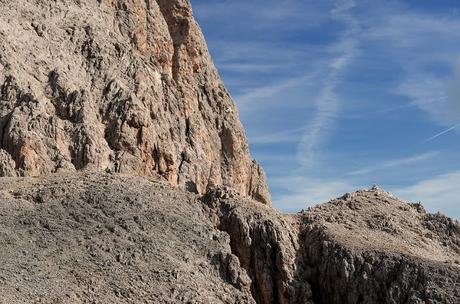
<box><xmin>203</xmin><ymin>187</ymin><xmax>460</xmax><ymax>304</ymax></box>
<box><xmin>1</xmin><ymin>175</ymin><xmax>457</xmax><ymax>304</ymax></box>
<box><xmin>0</xmin><ymin>0</ymin><xmax>270</xmax><ymax>205</ymax></box>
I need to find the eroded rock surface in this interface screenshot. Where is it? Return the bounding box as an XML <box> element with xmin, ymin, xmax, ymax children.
<box><xmin>0</xmin><ymin>175</ymin><xmax>458</xmax><ymax>303</ymax></box>
<box><xmin>0</xmin><ymin>0</ymin><xmax>270</xmax><ymax>204</ymax></box>
<box><xmin>0</xmin><ymin>173</ymin><xmax>255</xmax><ymax>304</ymax></box>
<box><xmin>205</xmin><ymin>187</ymin><xmax>460</xmax><ymax>304</ymax></box>
<box><xmin>203</xmin><ymin>190</ymin><xmax>308</xmax><ymax>304</ymax></box>
<box><xmin>298</xmin><ymin>188</ymin><xmax>460</xmax><ymax>304</ymax></box>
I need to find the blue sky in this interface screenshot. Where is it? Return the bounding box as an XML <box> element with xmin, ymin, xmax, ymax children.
<box><xmin>191</xmin><ymin>0</ymin><xmax>460</xmax><ymax>219</ymax></box>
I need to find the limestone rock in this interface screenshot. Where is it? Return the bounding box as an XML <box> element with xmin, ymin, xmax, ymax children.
<box><xmin>0</xmin><ymin>174</ymin><xmax>458</xmax><ymax>303</ymax></box>
<box><xmin>0</xmin><ymin>173</ymin><xmax>256</xmax><ymax>304</ymax></box>
<box><xmin>206</xmin><ymin>187</ymin><xmax>460</xmax><ymax>304</ymax></box>
<box><xmin>296</xmin><ymin>188</ymin><xmax>460</xmax><ymax>303</ymax></box>
<box><xmin>0</xmin><ymin>0</ymin><xmax>270</xmax><ymax>205</ymax></box>
<box><xmin>0</xmin><ymin>149</ymin><xmax>16</xmax><ymax>177</ymax></box>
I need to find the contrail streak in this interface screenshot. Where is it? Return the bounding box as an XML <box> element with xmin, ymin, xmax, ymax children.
<box><xmin>424</xmin><ymin>122</ymin><xmax>460</xmax><ymax>143</ymax></box>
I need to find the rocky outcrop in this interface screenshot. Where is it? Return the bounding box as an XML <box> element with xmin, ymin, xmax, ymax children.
<box><xmin>204</xmin><ymin>186</ymin><xmax>460</xmax><ymax>304</ymax></box>
<box><xmin>0</xmin><ymin>0</ymin><xmax>270</xmax><ymax>204</ymax></box>
<box><xmin>203</xmin><ymin>188</ymin><xmax>309</xmax><ymax>304</ymax></box>
<box><xmin>0</xmin><ymin>174</ymin><xmax>458</xmax><ymax>303</ymax></box>
<box><xmin>0</xmin><ymin>173</ymin><xmax>256</xmax><ymax>303</ymax></box>
<box><xmin>296</xmin><ymin>188</ymin><xmax>460</xmax><ymax>304</ymax></box>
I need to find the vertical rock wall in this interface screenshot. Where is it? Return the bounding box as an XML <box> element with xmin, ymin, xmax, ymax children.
<box><xmin>0</xmin><ymin>0</ymin><xmax>270</xmax><ymax>204</ymax></box>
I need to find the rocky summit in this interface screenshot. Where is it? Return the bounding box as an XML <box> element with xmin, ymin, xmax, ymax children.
<box><xmin>0</xmin><ymin>1</ymin><xmax>458</xmax><ymax>304</ymax></box>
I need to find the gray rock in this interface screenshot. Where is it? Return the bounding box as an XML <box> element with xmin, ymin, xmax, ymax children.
<box><xmin>0</xmin><ymin>173</ymin><xmax>255</xmax><ymax>304</ymax></box>
<box><xmin>206</xmin><ymin>188</ymin><xmax>460</xmax><ymax>304</ymax></box>
<box><xmin>0</xmin><ymin>174</ymin><xmax>458</xmax><ymax>303</ymax></box>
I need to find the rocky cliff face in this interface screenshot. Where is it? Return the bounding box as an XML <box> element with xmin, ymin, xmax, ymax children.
<box><xmin>0</xmin><ymin>0</ymin><xmax>270</xmax><ymax>204</ymax></box>
<box><xmin>1</xmin><ymin>174</ymin><xmax>458</xmax><ymax>303</ymax></box>
<box><xmin>204</xmin><ymin>187</ymin><xmax>460</xmax><ymax>304</ymax></box>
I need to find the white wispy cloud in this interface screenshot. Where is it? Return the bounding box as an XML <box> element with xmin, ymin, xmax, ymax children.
<box><xmin>250</xmin><ymin>126</ymin><xmax>307</xmax><ymax>145</ymax></box>
<box><xmin>218</xmin><ymin>63</ymin><xmax>288</xmax><ymax>73</ymax></box>
<box><xmin>253</xmin><ymin>153</ymin><xmax>297</xmax><ymax>163</ymax></box>
<box><xmin>363</xmin><ymin>13</ymin><xmax>460</xmax><ymax>51</ymax></box>
<box><xmin>394</xmin><ymin>171</ymin><xmax>460</xmax><ymax>219</ymax></box>
<box><xmin>192</xmin><ymin>0</ymin><xmax>330</xmax><ymax>30</ymax></box>
<box><xmin>235</xmin><ymin>74</ymin><xmax>317</xmax><ymax>108</ymax></box>
<box><xmin>394</xmin><ymin>59</ymin><xmax>460</xmax><ymax>142</ymax></box>
<box><xmin>296</xmin><ymin>82</ymin><xmax>339</xmax><ymax>167</ymax></box>
<box><xmin>447</xmin><ymin>56</ymin><xmax>460</xmax><ymax>114</ymax></box>
<box><xmin>349</xmin><ymin>152</ymin><xmax>439</xmax><ymax>176</ymax></box>
<box><xmin>332</xmin><ymin>0</ymin><xmax>356</xmax><ymax>14</ymax></box>
<box><xmin>424</xmin><ymin>122</ymin><xmax>460</xmax><ymax>143</ymax></box>
<box><xmin>364</xmin><ymin>11</ymin><xmax>460</xmax><ymax>129</ymax></box>
<box><xmin>297</xmin><ymin>1</ymin><xmax>359</xmax><ymax>167</ymax></box>
<box><xmin>272</xmin><ymin>169</ymin><xmax>460</xmax><ymax>219</ymax></box>
<box><xmin>396</xmin><ymin>75</ymin><xmax>456</xmax><ymax>127</ymax></box>
<box><xmin>272</xmin><ymin>175</ymin><xmax>354</xmax><ymax>212</ymax></box>
<box><xmin>209</xmin><ymin>40</ymin><xmax>315</xmax><ymax>68</ymax></box>
<box><xmin>270</xmin><ymin>0</ymin><xmax>363</xmax><ymax>211</ymax></box>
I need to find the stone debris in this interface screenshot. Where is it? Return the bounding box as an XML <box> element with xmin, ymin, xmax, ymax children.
<box><xmin>2</xmin><ymin>174</ymin><xmax>458</xmax><ymax>303</ymax></box>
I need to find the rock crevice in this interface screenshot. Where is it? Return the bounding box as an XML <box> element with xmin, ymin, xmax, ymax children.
<box><xmin>203</xmin><ymin>187</ymin><xmax>460</xmax><ymax>304</ymax></box>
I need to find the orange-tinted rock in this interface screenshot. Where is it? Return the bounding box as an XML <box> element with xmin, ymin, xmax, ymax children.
<box><xmin>0</xmin><ymin>0</ymin><xmax>271</xmax><ymax>205</ymax></box>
